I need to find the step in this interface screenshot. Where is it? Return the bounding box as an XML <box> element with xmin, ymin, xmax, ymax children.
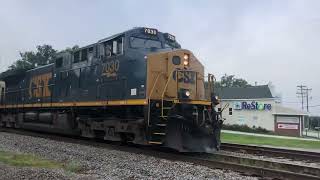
<box><xmin>153</xmin><ymin>132</ymin><xmax>166</xmax><ymax>135</ymax></box>
<box><xmin>149</xmin><ymin>141</ymin><xmax>163</xmax><ymax>145</ymax></box>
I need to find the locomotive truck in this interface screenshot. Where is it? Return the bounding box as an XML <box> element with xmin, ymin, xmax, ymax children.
<box><xmin>0</xmin><ymin>27</ymin><xmax>222</xmax><ymax>152</ymax></box>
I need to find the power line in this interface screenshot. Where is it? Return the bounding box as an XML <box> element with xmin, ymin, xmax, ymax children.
<box><xmin>297</xmin><ymin>85</ymin><xmax>307</xmax><ymax>110</ymax></box>
<box><xmin>296</xmin><ymin>85</ymin><xmax>312</xmax><ymax>112</ymax></box>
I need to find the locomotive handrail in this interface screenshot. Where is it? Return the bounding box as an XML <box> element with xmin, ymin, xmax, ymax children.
<box><xmin>161</xmin><ymin>69</ymin><xmax>177</xmax><ymax>99</ymax></box>
<box><xmin>147</xmin><ymin>71</ymin><xmax>164</xmax><ymax>126</ymax></box>
<box><xmin>160</xmin><ymin>68</ymin><xmax>178</xmax><ymax>117</ymax></box>
<box><xmin>148</xmin><ymin>72</ymin><xmax>165</xmax><ymax>100</ymax></box>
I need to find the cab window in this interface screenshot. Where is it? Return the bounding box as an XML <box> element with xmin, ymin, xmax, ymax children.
<box><xmin>130</xmin><ymin>37</ymin><xmax>162</xmax><ymax>49</ymax></box>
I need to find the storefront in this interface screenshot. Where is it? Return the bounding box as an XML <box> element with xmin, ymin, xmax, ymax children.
<box><xmin>216</xmin><ymin>85</ymin><xmax>307</xmax><ymax>137</ymax></box>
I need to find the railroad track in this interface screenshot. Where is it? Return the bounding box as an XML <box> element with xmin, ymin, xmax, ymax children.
<box><xmin>1</xmin><ymin>128</ymin><xmax>319</xmax><ymax>180</ymax></box>
<box><xmin>221</xmin><ymin>143</ymin><xmax>320</xmax><ymax>162</ymax></box>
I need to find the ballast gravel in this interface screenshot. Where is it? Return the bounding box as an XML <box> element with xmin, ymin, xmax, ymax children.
<box><xmin>0</xmin><ymin>132</ymin><xmax>258</xmax><ymax>180</ymax></box>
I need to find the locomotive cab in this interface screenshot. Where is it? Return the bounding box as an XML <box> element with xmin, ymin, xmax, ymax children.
<box><xmin>146</xmin><ymin>48</ymin><xmax>222</xmax><ymax>152</ymax></box>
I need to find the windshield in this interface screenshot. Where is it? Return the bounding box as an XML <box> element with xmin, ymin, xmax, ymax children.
<box><xmin>130</xmin><ymin>37</ymin><xmax>162</xmax><ymax>49</ymax></box>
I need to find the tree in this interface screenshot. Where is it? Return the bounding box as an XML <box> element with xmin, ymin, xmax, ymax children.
<box><xmin>4</xmin><ymin>44</ymin><xmax>80</xmax><ymax>73</ymax></box>
<box><xmin>60</xmin><ymin>45</ymin><xmax>80</xmax><ymax>54</ymax></box>
<box><xmin>215</xmin><ymin>74</ymin><xmax>251</xmax><ymax>88</ymax></box>
<box><xmin>8</xmin><ymin>44</ymin><xmax>57</xmax><ymax>71</ymax></box>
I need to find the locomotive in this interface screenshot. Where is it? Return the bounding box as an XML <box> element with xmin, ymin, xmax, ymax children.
<box><xmin>0</xmin><ymin>27</ymin><xmax>222</xmax><ymax>152</ymax></box>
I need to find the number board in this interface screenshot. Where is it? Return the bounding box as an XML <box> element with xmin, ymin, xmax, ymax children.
<box><xmin>144</xmin><ymin>28</ymin><xmax>158</xmax><ymax>35</ymax></box>
<box><xmin>165</xmin><ymin>33</ymin><xmax>175</xmax><ymax>41</ymax></box>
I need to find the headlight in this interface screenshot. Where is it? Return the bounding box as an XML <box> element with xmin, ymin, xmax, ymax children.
<box><xmin>183</xmin><ymin>60</ymin><xmax>189</xmax><ymax>66</ymax></box>
<box><xmin>185</xmin><ymin>91</ymin><xmax>191</xmax><ymax>97</ymax></box>
<box><xmin>183</xmin><ymin>54</ymin><xmax>189</xmax><ymax>66</ymax></box>
<box><xmin>183</xmin><ymin>54</ymin><xmax>189</xmax><ymax>60</ymax></box>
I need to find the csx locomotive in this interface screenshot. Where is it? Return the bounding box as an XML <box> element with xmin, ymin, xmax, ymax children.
<box><xmin>0</xmin><ymin>27</ymin><xmax>222</xmax><ymax>152</ymax></box>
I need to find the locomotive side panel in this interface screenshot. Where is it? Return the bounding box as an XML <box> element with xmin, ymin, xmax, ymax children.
<box><xmin>26</xmin><ymin>64</ymin><xmax>54</xmax><ymax>105</ymax></box>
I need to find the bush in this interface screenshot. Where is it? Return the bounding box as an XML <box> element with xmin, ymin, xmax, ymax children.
<box><xmin>222</xmin><ymin>124</ymin><xmax>273</xmax><ymax>134</ymax></box>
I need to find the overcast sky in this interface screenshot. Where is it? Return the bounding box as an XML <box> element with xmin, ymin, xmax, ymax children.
<box><xmin>0</xmin><ymin>0</ymin><xmax>319</xmax><ymax>114</ymax></box>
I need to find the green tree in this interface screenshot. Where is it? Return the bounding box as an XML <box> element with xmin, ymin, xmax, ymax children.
<box><xmin>60</xmin><ymin>45</ymin><xmax>80</xmax><ymax>54</ymax></box>
<box><xmin>215</xmin><ymin>74</ymin><xmax>251</xmax><ymax>88</ymax></box>
<box><xmin>8</xmin><ymin>44</ymin><xmax>57</xmax><ymax>71</ymax></box>
<box><xmin>4</xmin><ymin>44</ymin><xmax>80</xmax><ymax>72</ymax></box>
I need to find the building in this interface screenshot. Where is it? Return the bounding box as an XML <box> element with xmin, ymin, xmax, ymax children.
<box><xmin>216</xmin><ymin>84</ymin><xmax>308</xmax><ymax>137</ymax></box>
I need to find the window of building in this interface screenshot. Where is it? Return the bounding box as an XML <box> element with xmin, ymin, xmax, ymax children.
<box><xmin>218</xmin><ymin>108</ymin><xmax>221</xmax><ymax>112</ymax></box>
<box><xmin>229</xmin><ymin>108</ymin><xmax>233</xmax><ymax>115</ymax></box>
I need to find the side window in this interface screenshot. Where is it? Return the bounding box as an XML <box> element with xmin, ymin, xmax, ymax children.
<box><xmin>112</xmin><ymin>41</ymin><xmax>118</xmax><ymax>55</ymax></box>
<box><xmin>55</xmin><ymin>57</ymin><xmax>63</xmax><ymax>68</ymax></box>
<box><xmin>105</xmin><ymin>44</ymin><xmax>112</xmax><ymax>57</ymax></box>
<box><xmin>117</xmin><ymin>37</ymin><xmax>123</xmax><ymax>55</ymax></box>
<box><xmin>74</xmin><ymin>51</ymin><xmax>80</xmax><ymax>63</ymax></box>
<box><xmin>88</xmin><ymin>47</ymin><xmax>94</xmax><ymax>61</ymax></box>
<box><xmin>101</xmin><ymin>36</ymin><xmax>124</xmax><ymax>58</ymax></box>
<box><xmin>81</xmin><ymin>49</ymin><xmax>87</xmax><ymax>61</ymax></box>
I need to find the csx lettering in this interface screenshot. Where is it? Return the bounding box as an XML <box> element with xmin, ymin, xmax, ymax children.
<box><xmin>29</xmin><ymin>73</ymin><xmax>52</xmax><ymax>98</ymax></box>
<box><xmin>173</xmin><ymin>71</ymin><xmax>195</xmax><ymax>84</ymax></box>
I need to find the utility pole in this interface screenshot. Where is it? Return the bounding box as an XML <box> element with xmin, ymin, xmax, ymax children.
<box><xmin>297</xmin><ymin>85</ymin><xmax>307</xmax><ymax>110</ymax></box>
<box><xmin>304</xmin><ymin>88</ymin><xmax>312</xmax><ymax>112</ymax></box>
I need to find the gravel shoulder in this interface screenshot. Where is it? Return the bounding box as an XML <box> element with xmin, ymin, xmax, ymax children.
<box><xmin>0</xmin><ymin>132</ymin><xmax>257</xmax><ymax>180</ymax></box>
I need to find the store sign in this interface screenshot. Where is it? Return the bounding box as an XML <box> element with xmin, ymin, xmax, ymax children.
<box><xmin>277</xmin><ymin>124</ymin><xmax>299</xmax><ymax>130</ymax></box>
<box><xmin>234</xmin><ymin>101</ymin><xmax>272</xmax><ymax>111</ymax></box>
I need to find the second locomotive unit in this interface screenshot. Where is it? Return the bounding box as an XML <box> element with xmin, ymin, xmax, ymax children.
<box><xmin>0</xmin><ymin>27</ymin><xmax>222</xmax><ymax>152</ymax></box>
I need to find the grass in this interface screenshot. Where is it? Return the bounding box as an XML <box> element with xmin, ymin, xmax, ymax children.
<box><xmin>221</xmin><ymin>132</ymin><xmax>320</xmax><ymax>150</ymax></box>
<box><xmin>0</xmin><ymin>151</ymin><xmax>83</xmax><ymax>173</ymax></box>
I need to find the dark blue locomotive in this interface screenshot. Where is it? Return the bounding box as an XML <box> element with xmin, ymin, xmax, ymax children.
<box><xmin>0</xmin><ymin>27</ymin><xmax>222</xmax><ymax>152</ymax></box>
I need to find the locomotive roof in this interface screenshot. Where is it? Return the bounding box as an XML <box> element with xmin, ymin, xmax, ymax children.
<box><xmin>79</xmin><ymin>27</ymin><xmax>176</xmax><ymax>50</ymax></box>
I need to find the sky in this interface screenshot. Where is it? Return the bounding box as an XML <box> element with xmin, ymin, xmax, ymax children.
<box><xmin>0</xmin><ymin>0</ymin><xmax>319</xmax><ymax>114</ymax></box>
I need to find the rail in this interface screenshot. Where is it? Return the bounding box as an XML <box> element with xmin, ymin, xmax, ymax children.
<box><xmin>221</xmin><ymin>142</ymin><xmax>320</xmax><ymax>162</ymax></box>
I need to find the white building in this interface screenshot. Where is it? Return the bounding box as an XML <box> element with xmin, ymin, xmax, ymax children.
<box><xmin>216</xmin><ymin>84</ymin><xmax>308</xmax><ymax>137</ymax></box>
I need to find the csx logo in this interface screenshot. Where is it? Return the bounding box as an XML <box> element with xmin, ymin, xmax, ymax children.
<box><xmin>172</xmin><ymin>71</ymin><xmax>195</xmax><ymax>84</ymax></box>
<box><xmin>29</xmin><ymin>73</ymin><xmax>52</xmax><ymax>98</ymax></box>
<box><xmin>102</xmin><ymin>60</ymin><xmax>120</xmax><ymax>77</ymax></box>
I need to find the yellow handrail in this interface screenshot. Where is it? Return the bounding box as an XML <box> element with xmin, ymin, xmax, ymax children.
<box><xmin>147</xmin><ymin>72</ymin><xmax>164</xmax><ymax>126</ymax></box>
<box><xmin>161</xmin><ymin>69</ymin><xmax>176</xmax><ymax>99</ymax></box>
<box><xmin>160</xmin><ymin>69</ymin><xmax>177</xmax><ymax>117</ymax></box>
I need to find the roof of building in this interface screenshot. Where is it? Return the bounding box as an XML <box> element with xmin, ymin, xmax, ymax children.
<box><xmin>215</xmin><ymin>85</ymin><xmax>274</xmax><ymax>99</ymax></box>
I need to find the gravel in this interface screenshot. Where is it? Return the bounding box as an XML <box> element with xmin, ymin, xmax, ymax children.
<box><xmin>0</xmin><ymin>132</ymin><xmax>258</xmax><ymax>180</ymax></box>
